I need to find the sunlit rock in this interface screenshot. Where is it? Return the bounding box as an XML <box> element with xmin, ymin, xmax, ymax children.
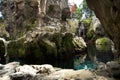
<box><xmin>72</xmin><ymin>36</ymin><xmax>87</xmax><ymax>51</ymax></box>
<box><xmin>15</xmin><ymin>65</ymin><xmax>37</xmax><ymax>76</ymax></box>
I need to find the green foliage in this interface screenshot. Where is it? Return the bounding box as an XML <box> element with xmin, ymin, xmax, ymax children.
<box><xmin>51</xmin><ymin>32</ymin><xmax>63</xmax><ymax>53</ymax></box>
<box><xmin>8</xmin><ymin>39</ymin><xmax>26</xmax><ymax>57</ymax></box>
<box><xmin>75</xmin><ymin>0</ymin><xmax>94</xmax><ymax>21</ymax></box>
<box><xmin>67</xmin><ymin>19</ymin><xmax>79</xmax><ymax>33</ymax></box>
<box><xmin>75</xmin><ymin>8</ymin><xmax>82</xmax><ymax>21</ymax></box>
<box><xmin>82</xmin><ymin>0</ymin><xmax>94</xmax><ymax>18</ymax></box>
<box><xmin>82</xmin><ymin>18</ymin><xmax>91</xmax><ymax>24</ymax></box>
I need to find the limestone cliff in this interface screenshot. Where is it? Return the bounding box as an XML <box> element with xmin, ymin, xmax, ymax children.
<box><xmin>0</xmin><ymin>0</ymin><xmax>70</xmax><ymax>39</ymax></box>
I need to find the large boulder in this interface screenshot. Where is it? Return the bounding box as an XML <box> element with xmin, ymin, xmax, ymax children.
<box><xmin>24</xmin><ymin>26</ymin><xmax>87</xmax><ymax>66</ymax></box>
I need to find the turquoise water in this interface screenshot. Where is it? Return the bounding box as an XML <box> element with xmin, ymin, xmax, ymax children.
<box><xmin>74</xmin><ymin>60</ymin><xmax>97</xmax><ymax>70</ymax></box>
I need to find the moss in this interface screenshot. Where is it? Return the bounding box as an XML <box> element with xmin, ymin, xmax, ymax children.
<box><xmin>51</xmin><ymin>32</ymin><xmax>63</xmax><ymax>53</ymax></box>
<box><xmin>86</xmin><ymin>28</ymin><xmax>94</xmax><ymax>39</ymax></box>
<box><xmin>62</xmin><ymin>33</ymin><xmax>74</xmax><ymax>52</ymax></box>
<box><xmin>0</xmin><ymin>22</ymin><xmax>4</xmax><ymax>27</ymax></box>
<box><xmin>82</xmin><ymin>18</ymin><xmax>91</xmax><ymax>25</ymax></box>
<box><xmin>95</xmin><ymin>37</ymin><xmax>112</xmax><ymax>51</ymax></box>
<box><xmin>8</xmin><ymin>39</ymin><xmax>26</xmax><ymax>57</ymax></box>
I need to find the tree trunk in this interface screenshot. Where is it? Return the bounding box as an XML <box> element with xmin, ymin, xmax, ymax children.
<box><xmin>86</xmin><ymin>0</ymin><xmax>120</xmax><ymax>61</ymax></box>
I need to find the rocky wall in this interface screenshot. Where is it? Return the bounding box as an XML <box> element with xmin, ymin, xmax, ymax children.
<box><xmin>0</xmin><ymin>0</ymin><xmax>70</xmax><ymax>39</ymax></box>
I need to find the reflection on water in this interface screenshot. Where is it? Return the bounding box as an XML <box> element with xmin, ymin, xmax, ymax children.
<box><xmin>74</xmin><ymin>55</ymin><xmax>97</xmax><ymax>70</ymax></box>
<box><xmin>74</xmin><ymin>60</ymin><xmax>97</xmax><ymax>70</ymax></box>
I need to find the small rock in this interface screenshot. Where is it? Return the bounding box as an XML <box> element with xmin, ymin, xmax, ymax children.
<box><xmin>107</xmin><ymin>61</ymin><xmax>120</xmax><ymax>78</ymax></box>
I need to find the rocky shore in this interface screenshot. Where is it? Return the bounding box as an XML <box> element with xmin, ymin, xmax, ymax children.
<box><xmin>0</xmin><ymin>61</ymin><xmax>119</xmax><ymax>80</ymax></box>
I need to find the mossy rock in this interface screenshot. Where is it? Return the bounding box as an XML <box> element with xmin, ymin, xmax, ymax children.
<box><xmin>8</xmin><ymin>39</ymin><xmax>26</xmax><ymax>57</ymax></box>
<box><xmin>95</xmin><ymin>37</ymin><xmax>112</xmax><ymax>51</ymax></box>
<box><xmin>62</xmin><ymin>33</ymin><xmax>74</xmax><ymax>51</ymax></box>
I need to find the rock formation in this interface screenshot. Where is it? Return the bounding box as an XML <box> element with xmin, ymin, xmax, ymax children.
<box><xmin>0</xmin><ymin>0</ymin><xmax>87</xmax><ymax>66</ymax></box>
<box><xmin>86</xmin><ymin>0</ymin><xmax>120</xmax><ymax>61</ymax></box>
<box><xmin>0</xmin><ymin>0</ymin><xmax>70</xmax><ymax>39</ymax></box>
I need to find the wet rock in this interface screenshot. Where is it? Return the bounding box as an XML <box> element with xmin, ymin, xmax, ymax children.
<box><xmin>95</xmin><ymin>37</ymin><xmax>114</xmax><ymax>63</ymax></box>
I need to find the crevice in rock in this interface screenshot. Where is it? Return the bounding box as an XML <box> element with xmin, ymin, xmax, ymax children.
<box><xmin>109</xmin><ymin>0</ymin><xmax>113</xmax><ymax>2</ymax></box>
<box><xmin>112</xmin><ymin>6</ymin><xmax>118</xmax><ymax>12</ymax></box>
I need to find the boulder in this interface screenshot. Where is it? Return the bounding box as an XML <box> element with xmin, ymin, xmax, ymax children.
<box><xmin>14</xmin><ymin>64</ymin><xmax>55</xmax><ymax>75</ymax></box>
<box><xmin>107</xmin><ymin>61</ymin><xmax>120</xmax><ymax>78</ymax></box>
<box><xmin>95</xmin><ymin>37</ymin><xmax>112</xmax><ymax>51</ymax></box>
<box><xmin>72</xmin><ymin>36</ymin><xmax>87</xmax><ymax>51</ymax></box>
<box><xmin>95</xmin><ymin>37</ymin><xmax>114</xmax><ymax>63</ymax></box>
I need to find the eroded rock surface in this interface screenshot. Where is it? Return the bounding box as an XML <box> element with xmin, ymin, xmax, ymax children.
<box><xmin>0</xmin><ymin>0</ymin><xmax>70</xmax><ymax>39</ymax></box>
<box><xmin>0</xmin><ymin>62</ymin><xmax>116</xmax><ymax>80</ymax></box>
